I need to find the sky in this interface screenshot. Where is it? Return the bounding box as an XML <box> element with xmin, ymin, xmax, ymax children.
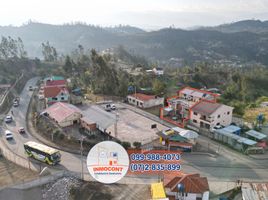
<box><xmin>0</xmin><ymin>0</ymin><xmax>268</xmax><ymax>29</ymax></box>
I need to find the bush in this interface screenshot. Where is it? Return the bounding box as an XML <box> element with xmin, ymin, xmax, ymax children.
<box><xmin>58</xmin><ymin>133</ymin><xmax>65</xmax><ymax>140</ymax></box>
<box><xmin>121</xmin><ymin>141</ymin><xmax>131</xmax><ymax>150</ymax></box>
<box><xmin>133</xmin><ymin>141</ymin><xmax>141</xmax><ymax>149</ymax></box>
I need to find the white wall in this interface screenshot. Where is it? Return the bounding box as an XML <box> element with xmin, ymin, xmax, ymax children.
<box><xmin>127</xmin><ymin>95</ymin><xmax>163</xmax><ymax>108</ymax></box>
<box><xmin>190</xmin><ymin>105</ymin><xmax>233</xmax><ymax>129</ymax></box>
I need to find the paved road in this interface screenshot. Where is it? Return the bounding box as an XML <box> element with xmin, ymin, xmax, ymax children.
<box><xmin>1</xmin><ymin>78</ymin><xmax>268</xmax><ymax>183</ymax></box>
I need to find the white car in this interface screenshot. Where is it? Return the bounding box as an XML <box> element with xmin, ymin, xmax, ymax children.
<box><xmin>5</xmin><ymin>115</ymin><xmax>13</xmax><ymax>123</ymax></box>
<box><xmin>5</xmin><ymin>130</ymin><xmax>13</xmax><ymax>140</ymax></box>
<box><xmin>111</xmin><ymin>104</ymin><xmax>116</xmax><ymax>110</ymax></box>
<box><xmin>38</xmin><ymin>94</ymin><xmax>44</xmax><ymax>100</ymax></box>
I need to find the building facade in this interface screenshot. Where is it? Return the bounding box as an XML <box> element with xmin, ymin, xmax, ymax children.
<box><xmin>190</xmin><ymin>101</ymin><xmax>233</xmax><ymax>130</ymax></box>
<box><xmin>127</xmin><ymin>93</ymin><xmax>164</xmax><ymax>109</ymax></box>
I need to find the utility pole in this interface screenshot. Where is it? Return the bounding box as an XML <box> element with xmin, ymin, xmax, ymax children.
<box><xmin>80</xmin><ymin>136</ymin><xmax>86</xmax><ymax>180</ymax></box>
<box><xmin>114</xmin><ymin>113</ymin><xmax>119</xmax><ymax>138</ymax></box>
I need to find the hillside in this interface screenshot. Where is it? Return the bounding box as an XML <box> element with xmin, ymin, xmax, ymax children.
<box><xmin>200</xmin><ymin>20</ymin><xmax>268</xmax><ymax>33</ymax></box>
<box><xmin>1</xmin><ymin>21</ymin><xmax>268</xmax><ymax>65</ymax></box>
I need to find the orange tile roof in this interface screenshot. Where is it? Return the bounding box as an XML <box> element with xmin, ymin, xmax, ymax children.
<box><xmin>129</xmin><ymin>93</ymin><xmax>156</xmax><ymax>101</ymax></box>
<box><xmin>165</xmin><ymin>173</ymin><xmax>209</xmax><ymax>194</ymax></box>
<box><xmin>44</xmin><ymin>86</ymin><xmax>68</xmax><ymax>98</ymax></box>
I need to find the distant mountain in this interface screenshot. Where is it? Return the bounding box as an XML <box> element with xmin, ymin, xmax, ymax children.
<box><xmin>199</xmin><ymin>20</ymin><xmax>268</xmax><ymax>33</ymax></box>
<box><xmin>104</xmin><ymin>25</ymin><xmax>145</xmax><ymax>34</ymax></box>
<box><xmin>0</xmin><ymin>21</ymin><xmax>268</xmax><ymax>65</ymax></box>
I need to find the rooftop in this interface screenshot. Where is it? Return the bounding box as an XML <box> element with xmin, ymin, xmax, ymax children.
<box><xmin>246</xmin><ymin>130</ymin><xmax>267</xmax><ymax>140</ymax></box>
<box><xmin>191</xmin><ymin>101</ymin><xmax>222</xmax><ymax>116</ymax></box>
<box><xmin>45</xmin><ymin>102</ymin><xmax>81</xmax><ymax>123</ymax></box>
<box><xmin>44</xmin><ymin>86</ymin><xmax>69</xmax><ymax>98</ymax></box>
<box><xmin>45</xmin><ymin>79</ymin><xmax>66</xmax><ymax>87</ymax></box>
<box><xmin>222</xmin><ymin>125</ymin><xmax>241</xmax><ymax>133</ymax></box>
<box><xmin>215</xmin><ymin>129</ymin><xmax>257</xmax><ymax>146</ymax></box>
<box><xmin>179</xmin><ymin>86</ymin><xmax>218</xmax><ymax>101</ymax></box>
<box><xmin>165</xmin><ymin>174</ymin><xmax>209</xmax><ymax>194</ymax></box>
<box><xmin>128</xmin><ymin>93</ymin><xmax>157</xmax><ymax>102</ymax></box>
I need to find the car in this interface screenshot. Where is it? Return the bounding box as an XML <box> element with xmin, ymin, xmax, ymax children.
<box><xmin>38</xmin><ymin>94</ymin><xmax>44</xmax><ymax>100</ymax></box>
<box><xmin>5</xmin><ymin>115</ymin><xmax>13</xmax><ymax>123</ymax></box>
<box><xmin>18</xmin><ymin>127</ymin><xmax>25</xmax><ymax>134</ymax></box>
<box><xmin>211</xmin><ymin>125</ymin><xmax>224</xmax><ymax>132</ymax></box>
<box><xmin>29</xmin><ymin>86</ymin><xmax>33</xmax><ymax>91</ymax></box>
<box><xmin>162</xmin><ymin>128</ymin><xmax>175</xmax><ymax>136</ymax></box>
<box><xmin>111</xmin><ymin>104</ymin><xmax>116</xmax><ymax>110</ymax></box>
<box><xmin>105</xmin><ymin>104</ymin><xmax>111</xmax><ymax>112</ymax></box>
<box><xmin>5</xmin><ymin>130</ymin><xmax>13</xmax><ymax>140</ymax></box>
<box><xmin>13</xmin><ymin>100</ymin><xmax>19</xmax><ymax>107</ymax></box>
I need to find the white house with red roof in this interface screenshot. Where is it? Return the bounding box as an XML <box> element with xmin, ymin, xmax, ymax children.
<box><xmin>190</xmin><ymin>100</ymin><xmax>233</xmax><ymax>130</ymax></box>
<box><xmin>44</xmin><ymin>102</ymin><xmax>82</xmax><ymax>127</ymax></box>
<box><xmin>127</xmin><ymin>93</ymin><xmax>164</xmax><ymax>108</ymax></box>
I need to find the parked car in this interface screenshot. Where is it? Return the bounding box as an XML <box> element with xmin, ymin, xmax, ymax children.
<box><xmin>5</xmin><ymin>115</ymin><xmax>13</xmax><ymax>123</ymax></box>
<box><xmin>105</xmin><ymin>104</ymin><xmax>111</xmax><ymax>112</ymax></box>
<box><xmin>29</xmin><ymin>86</ymin><xmax>33</xmax><ymax>91</ymax></box>
<box><xmin>211</xmin><ymin>125</ymin><xmax>224</xmax><ymax>132</ymax></box>
<box><xmin>13</xmin><ymin>101</ymin><xmax>19</xmax><ymax>107</ymax></box>
<box><xmin>111</xmin><ymin>104</ymin><xmax>116</xmax><ymax>110</ymax></box>
<box><xmin>38</xmin><ymin>94</ymin><xmax>44</xmax><ymax>100</ymax></box>
<box><xmin>18</xmin><ymin>127</ymin><xmax>25</xmax><ymax>134</ymax></box>
<box><xmin>5</xmin><ymin>130</ymin><xmax>13</xmax><ymax>140</ymax></box>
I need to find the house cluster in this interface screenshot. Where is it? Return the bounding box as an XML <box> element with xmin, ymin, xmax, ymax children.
<box><xmin>126</xmin><ymin>93</ymin><xmax>164</xmax><ymax>109</ymax></box>
<box><xmin>151</xmin><ymin>173</ymin><xmax>209</xmax><ymax>200</ymax></box>
<box><xmin>160</xmin><ymin>87</ymin><xmax>233</xmax><ymax>130</ymax></box>
<box><xmin>39</xmin><ymin>76</ymin><xmax>70</xmax><ymax>107</ymax></box>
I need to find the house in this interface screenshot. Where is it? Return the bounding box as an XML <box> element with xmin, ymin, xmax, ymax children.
<box><xmin>44</xmin><ymin>76</ymin><xmax>66</xmax><ymax>87</ymax></box>
<box><xmin>44</xmin><ymin>86</ymin><xmax>70</xmax><ymax>106</ymax></box>
<box><xmin>44</xmin><ymin>102</ymin><xmax>82</xmax><ymax>127</ymax></box>
<box><xmin>80</xmin><ymin>117</ymin><xmax>97</xmax><ymax>134</ymax></box>
<box><xmin>127</xmin><ymin>93</ymin><xmax>164</xmax><ymax>109</ymax></box>
<box><xmin>160</xmin><ymin>87</ymin><xmax>220</xmax><ymax>127</ymax></box>
<box><xmin>164</xmin><ymin>173</ymin><xmax>209</xmax><ymax>200</ymax></box>
<box><xmin>153</xmin><ymin>67</ymin><xmax>164</xmax><ymax>75</ymax></box>
<box><xmin>190</xmin><ymin>101</ymin><xmax>233</xmax><ymax>130</ymax></box>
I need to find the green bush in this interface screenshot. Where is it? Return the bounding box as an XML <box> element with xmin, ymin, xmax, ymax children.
<box><xmin>121</xmin><ymin>141</ymin><xmax>131</xmax><ymax>150</ymax></box>
<box><xmin>133</xmin><ymin>141</ymin><xmax>142</xmax><ymax>149</ymax></box>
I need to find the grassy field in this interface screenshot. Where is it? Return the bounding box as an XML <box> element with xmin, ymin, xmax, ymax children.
<box><xmin>243</xmin><ymin>107</ymin><xmax>268</xmax><ymax>124</ymax></box>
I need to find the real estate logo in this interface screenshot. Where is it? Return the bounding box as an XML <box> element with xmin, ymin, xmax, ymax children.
<box><xmin>86</xmin><ymin>141</ymin><xmax>130</xmax><ymax>184</ymax></box>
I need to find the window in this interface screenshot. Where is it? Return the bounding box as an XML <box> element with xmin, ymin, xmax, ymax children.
<box><xmin>194</xmin><ymin>112</ymin><xmax>198</xmax><ymax>115</ymax></box>
<box><xmin>193</xmin><ymin>119</ymin><xmax>197</xmax><ymax>123</ymax></box>
<box><xmin>52</xmin><ymin>97</ymin><xmax>57</xmax><ymax>100</ymax></box>
<box><xmin>61</xmin><ymin>97</ymin><xmax>64</xmax><ymax>100</ymax></box>
<box><xmin>140</xmin><ymin>102</ymin><xmax>143</xmax><ymax>106</ymax></box>
<box><xmin>218</xmin><ymin>114</ymin><xmax>220</xmax><ymax>118</ymax></box>
<box><xmin>227</xmin><ymin>111</ymin><xmax>230</xmax><ymax>115</ymax></box>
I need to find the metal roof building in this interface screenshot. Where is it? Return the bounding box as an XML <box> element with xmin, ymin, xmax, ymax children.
<box><xmin>246</xmin><ymin>130</ymin><xmax>267</xmax><ymax>141</ymax></box>
<box><xmin>214</xmin><ymin>129</ymin><xmax>257</xmax><ymax>151</ymax></box>
<box><xmin>81</xmin><ymin>105</ymin><xmax>115</xmax><ymax>132</ymax></box>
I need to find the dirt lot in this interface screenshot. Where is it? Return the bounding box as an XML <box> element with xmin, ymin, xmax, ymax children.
<box><xmin>0</xmin><ymin>157</ymin><xmax>39</xmax><ymax>188</ymax></box>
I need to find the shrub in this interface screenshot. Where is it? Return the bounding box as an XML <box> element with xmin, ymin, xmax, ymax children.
<box><xmin>121</xmin><ymin>141</ymin><xmax>131</xmax><ymax>150</ymax></box>
<box><xmin>133</xmin><ymin>141</ymin><xmax>142</xmax><ymax>149</ymax></box>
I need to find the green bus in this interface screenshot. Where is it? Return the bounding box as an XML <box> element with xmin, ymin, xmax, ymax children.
<box><xmin>24</xmin><ymin>141</ymin><xmax>61</xmax><ymax>165</ymax></box>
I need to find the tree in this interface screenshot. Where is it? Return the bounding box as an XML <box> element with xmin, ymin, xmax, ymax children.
<box><xmin>63</xmin><ymin>55</ymin><xmax>73</xmax><ymax>73</ymax></box>
<box><xmin>41</xmin><ymin>41</ymin><xmax>58</xmax><ymax>62</ymax></box>
<box><xmin>152</xmin><ymin>79</ymin><xmax>166</xmax><ymax>96</ymax></box>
